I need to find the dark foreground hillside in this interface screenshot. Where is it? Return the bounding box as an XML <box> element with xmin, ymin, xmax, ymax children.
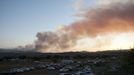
<box><xmin>0</xmin><ymin>49</ymin><xmax>133</xmax><ymax>75</ymax></box>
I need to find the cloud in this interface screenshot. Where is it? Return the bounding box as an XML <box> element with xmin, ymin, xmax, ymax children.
<box><xmin>73</xmin><ymin>0</ymin><xmax>85</xmax><ymax>11</ymax></box>
<box><xmin>96</xmin><ymin>0</ymin><xmax>133</xmax><ymax>5</ymax></box>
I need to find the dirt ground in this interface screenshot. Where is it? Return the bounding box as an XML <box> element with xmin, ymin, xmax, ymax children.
<box><xmin>15</xmin><ymin>69</ymin><xmax>59</xmax><ymax>75</ymax></box>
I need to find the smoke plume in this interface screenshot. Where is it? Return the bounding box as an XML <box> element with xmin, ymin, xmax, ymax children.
<box><xmin>23</xmin><ymin>0</ymin><xmax>134</xmax><ymax>52</ymax></box>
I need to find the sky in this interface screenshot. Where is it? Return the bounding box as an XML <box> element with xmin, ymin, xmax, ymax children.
<box><xmin>0</xmin><ymin>0</ymin><xmax>96</xmax><ymax>48</ymax></box>
<box><xmin>0</xmin><ymin>0</ymin><xmax>134</xmax><ymax>52</ymax></box>
<box><xmin>0</xmin><ymin>0</ymin><xmax>78</xmax><ymax>48</ymax></box>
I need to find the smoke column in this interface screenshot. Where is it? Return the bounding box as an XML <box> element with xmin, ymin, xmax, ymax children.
<box><xmin>22</xmin><ymin>0</ymin><xmax>134</xmax><ymax>52</ymax></box>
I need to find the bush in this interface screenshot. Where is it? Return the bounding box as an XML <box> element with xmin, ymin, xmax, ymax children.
<box><xmin>120</xmin><ymin>49</ymin><xmax>134</xmax><ymax>74</ymax></box>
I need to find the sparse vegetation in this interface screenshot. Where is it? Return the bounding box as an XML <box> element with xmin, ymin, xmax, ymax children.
<box><xmin>0</xmin><ymin>49</ymin><xmax>133</xmax><ymax>75</ymax></box>
<box><xmin>119</xmin><ymin>49</ymin><xmax>134</xmax><ymax>75</ymax></box>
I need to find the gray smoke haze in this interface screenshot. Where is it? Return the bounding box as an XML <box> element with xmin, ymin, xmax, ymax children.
<box><xmin>20</xmin><ymin>0</ymin><xmax>134</xmax><ymax>52</ymax></box>
<box><xmin>35</xmin><ymin>31</ymin><xmax>77</xmax><ymax>51</ymax></box>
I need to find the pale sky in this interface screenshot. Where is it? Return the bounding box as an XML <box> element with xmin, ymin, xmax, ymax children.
<box><xmin>0</xmin><ymin>0</ymin><xmax>95</xmax><ymax>48</ymax></box>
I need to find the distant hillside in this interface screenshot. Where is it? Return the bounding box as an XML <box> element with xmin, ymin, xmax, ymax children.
<box><xmin>0</xmin><ymin>48</ymin><xmax>130</xmax><ymax>58</ymax></box>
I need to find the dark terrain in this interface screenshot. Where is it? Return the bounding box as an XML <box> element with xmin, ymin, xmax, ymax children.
<box><xmin>0</xmin><ymin>48</ymin><xmax>133</xmax><ymax>75</ymax></box>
